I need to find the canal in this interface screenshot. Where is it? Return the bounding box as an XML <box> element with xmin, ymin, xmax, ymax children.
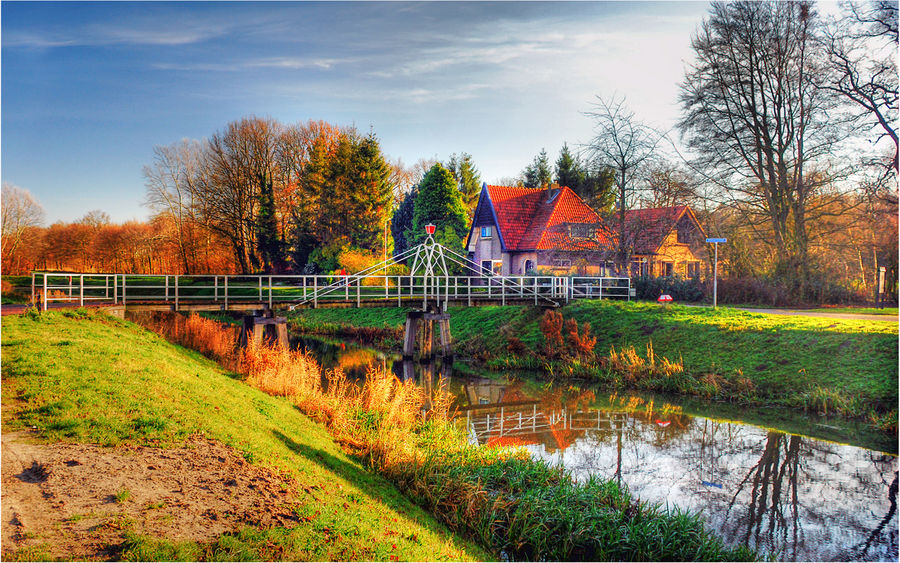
<box><xmin>295</xmin><ymin>335</ymin><xmax>898</xmax><ymax>562</ymax></box>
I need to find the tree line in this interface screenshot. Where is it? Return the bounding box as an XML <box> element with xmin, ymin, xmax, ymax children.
<box><xmin>2</xmin><ymin>0</ymin><xmax>896</xmax><ymax>304</ymax></box>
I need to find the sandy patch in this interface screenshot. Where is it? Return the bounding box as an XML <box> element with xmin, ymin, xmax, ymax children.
<box><xmin>1</xmin><ymin>431</ymin><xmax>303</xmax><ymax>560</ymax></box>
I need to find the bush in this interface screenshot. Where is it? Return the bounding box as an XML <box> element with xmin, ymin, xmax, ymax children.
<box><xmin>713</xmin><ymin>275</ymin><xmax>867</xmax><ymax>306</ymax></box>
<box><xmin>633</xmin><ymin>275</ymin><xmax>704</xmax><ymax>302</ymax></box>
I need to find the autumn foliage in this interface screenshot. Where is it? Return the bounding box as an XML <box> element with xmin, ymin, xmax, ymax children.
<box><xmin>540</xmin><ymin>309</ymin><xmax>596</xmax><ymax>359</ymax></box>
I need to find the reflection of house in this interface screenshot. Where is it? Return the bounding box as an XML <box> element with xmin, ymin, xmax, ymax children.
<box><xmin>465</xmin><ymin>184</ymin><xmax>613</xmax><ymax>276</ymax></box>
<box><xmin>465</xmin><ymin>183</ymin><xmax>707</xmax><ymax>278</ymax></box>
<box><xmin>625</xmin><ymin>206</ymin><xmax>707</xmax><ymax>278</ymax></box>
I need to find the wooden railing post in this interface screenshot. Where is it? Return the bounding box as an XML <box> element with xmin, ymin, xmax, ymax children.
<box><xmin>43</xmin><ymin>273</ymin><xmax>48</xmax><ymax>311</ymax></box>
<box><xmin>122</xmin><ymin>275</ymin><xmax>127</xmax><ymax>306</ymax></box>
<box><xmin>174</xmin><ymin>275</ymin><xmax>179</xmax><ymax>311</ymax></box>
<box><xmin>165</xmin><ymin>275</ymin><xmax>170</xmax><ymax>302</ymax></box>
<box><xmin>79</xmin><ymin>274</ymin><xmax>84</xmax><ymax>307</ymax></box>
<box><xmin>31</xmin><ymin>272</ymin><xmax>35</xmax><ymax>303</ymax></box>
<box><xmin>269</xmin><ymin>276</ymin><xmax>273</xmax><ymax>308</ymax></box>
<box><xmin>224</xmin><ymin>276</ymin><xmax>229</xmax><ymax>309</ymax></box>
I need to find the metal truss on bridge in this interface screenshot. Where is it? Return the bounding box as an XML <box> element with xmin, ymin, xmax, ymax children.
<box><xmin>27</xmin><ymin>234</ymin><xmax>632</xmax><ymax>311</ymax></box>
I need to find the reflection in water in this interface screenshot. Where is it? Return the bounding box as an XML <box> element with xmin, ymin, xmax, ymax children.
<box><xmin>296</xmin><ymin>336</ymin><xmax>899</xmax><ymax>562</ymax></box>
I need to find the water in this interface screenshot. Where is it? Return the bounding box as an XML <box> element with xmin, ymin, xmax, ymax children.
<box><xmin>295</xmin><ymin>336</ymin><xmax>899</xmax><ymax>562</ymax></box>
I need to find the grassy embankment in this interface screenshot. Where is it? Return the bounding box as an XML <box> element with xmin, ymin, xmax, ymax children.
<box><xmin>4</xmin><ymin>309</ymin><xmax>758</xmax><ymax>561</ymax></box>
<box><xmin>287</xmin><ymin>301</ymin><xmax>898</xmax><ymax>430</ymax></box>
<box><xmin>1</xmin><ymin>309</ymin><xmax>488</xmax><ymax>561</ymax></box>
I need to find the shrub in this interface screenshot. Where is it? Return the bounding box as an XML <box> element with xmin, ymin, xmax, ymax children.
<box><xmin>564</xmin><ymin>318</ymin><xmax>596</xmax><ymax>358</ymax></box>
<box><xmin>633</xmin><ymin>275</ymin><xmax>704</xmax><ymax>302</ymax></box>
<box><xmin>540</xmin><ymin>310</ymin><xmax>564</xmax><ymax>357</ymax></box>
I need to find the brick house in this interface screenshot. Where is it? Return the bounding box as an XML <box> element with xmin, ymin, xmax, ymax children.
<box><xmin>624</xmin><ymin>206</ymin><xmax>707</xmax><ymax>278</ymax></box>
<box><xmin>465</xmin><ymin>183</ymin><xmax>707</xmax><ymax>277</ymax></box>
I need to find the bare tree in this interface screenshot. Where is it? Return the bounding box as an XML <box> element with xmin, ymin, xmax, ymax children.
<box><xmin>584</xmin><ymin>95</ymin><xmax>662</xmax><ymax>271</ymax></box>
<box><xmin>679</xmin><ymin>1</ymin><xmax>850</xmax><ymax>292</ymax></box>
<box><xmin>642</xmin><ymin>162</ymin><xmax>701</xmax><ymax>209</ymax></box>
<box><xmin>820</xmin><ymin>0</ymin><xmax>898</xmax><ymax>202</ymax></box>
<box><xmin>1</xmin><ymin>183</ymin><xmax>45</xmax><ymax>271</ymax></box>
<box><xmin>199</xmin><ymin>117</ymin><xmax>281</xmax><ymax>273</ymax></box>
<box><xmin>143</xmin><ymin>139</ymin><xmax>207</xmax><ymax>274</ymax></box>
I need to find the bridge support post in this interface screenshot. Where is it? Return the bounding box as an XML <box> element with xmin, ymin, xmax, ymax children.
<box><xmin>402</xmin><ymin>306</ymin><xmax>452</xmax><ymax>360</ymax></box>
<box><xmin>239</xmin><ymin>309</ymin><xmax>289</xmax><ymax>349</ymax></box>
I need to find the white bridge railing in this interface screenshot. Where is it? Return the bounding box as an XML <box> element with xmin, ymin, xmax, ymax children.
<box><xmin>28</xmin><ymin>272</ymin><xmax>632</xmax><ymax>310</ymax></box>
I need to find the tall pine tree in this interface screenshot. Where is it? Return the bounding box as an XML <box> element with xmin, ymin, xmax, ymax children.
<box><xmin>446</xmin><ymin>152</ymin><xmax>482</xmax><ymax>215</ymax></box>
<box><xmin>523</xmin><ymin>149</ymin><xmax>552</xmax><ymax>189</ymax></box>
<box><xmin>409</xmin><ymin>163</ymin><xmax>468</xmax><ymax>254</ymax></box>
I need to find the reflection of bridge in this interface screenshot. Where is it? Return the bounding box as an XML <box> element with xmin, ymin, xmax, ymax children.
<box><xmin>29</xmin><ymin>235</ymin><xmax>632</xmax><ymax>312</ymax></box>
<box><xmin>461</xmin><ymin>401</ymin><xmax>629</xmax><ymax>452</ymax></box>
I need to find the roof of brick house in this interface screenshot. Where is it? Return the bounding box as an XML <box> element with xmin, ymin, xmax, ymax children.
<box><xmin>467</xmin><ymin>184</ymin><xmax>612</xmax><ymax>252</ymax></box>
<box><xmin>623</xmin><ymin>206</ymin><xmax>705</xmax><ymax>255</ymax></box>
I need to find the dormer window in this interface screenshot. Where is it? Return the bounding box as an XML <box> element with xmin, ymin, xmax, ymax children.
<box><xmin>481</xmin><ymin>226</ymin><xmax>493</xmax><ymax>238</ymax></box>
<box><xmin>568</xmin><ymin>224</ymin><xmax>592</xmax><ymax>239</ymax></box>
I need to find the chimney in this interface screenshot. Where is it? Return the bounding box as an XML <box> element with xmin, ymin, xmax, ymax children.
<box><xmin>546</xmin><ymin>182</ymin><xmax>559</xmax><ymax>202</ymax></box>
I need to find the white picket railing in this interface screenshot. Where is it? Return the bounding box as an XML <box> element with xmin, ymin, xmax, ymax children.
<box><xmin>29</xmin><ymin>272</ymin><xmax>631</xmax><ymax>311</ymax></box>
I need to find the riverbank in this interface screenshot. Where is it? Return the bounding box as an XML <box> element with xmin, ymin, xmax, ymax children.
<box><xmin>1</xmin><ymin>310</ymin><xmax>487</xmax><ymax>561</ymax></box>
<box><xmin>2</xmin><ymin>309</ymin><xmax>758</xmax><ymax>560</ymax></box>
<box><xmin>287</xmin><ymin>301</ymin><xmax>898</xmax><ymax>432</ymax></box>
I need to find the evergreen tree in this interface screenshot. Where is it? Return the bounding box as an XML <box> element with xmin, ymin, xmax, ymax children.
<box><xmin>555</xmin><ymin>143</ymin><xmax>584</xmax><ymax>191</ymax></box>
<box><xmin>297</xmin><ymin>130</ymin><xmax>394</xmax><ymax>261</ymax></box>
<box><xmin>255</xmin><ymin>173</ymin><xmax>282</xmax><ymax>272</ymax></box>
<box><xmin>391</xmin><ymin>187</ymin><xmax>417</xmax><ymax>258</ymax></box>
<box><xmin>446</xmin><ymin>152</ymin><xmax>482</xmax><ymax>214</ymax></box>
<box><xmin>522</xmin><ymin>149</ymin><xmax>552</xmax><ymax>189</ymax></box>
<box><xmin>409</xmin><ymin>164</ymin><xmax>468</xmax><ymax>253</ymax></box>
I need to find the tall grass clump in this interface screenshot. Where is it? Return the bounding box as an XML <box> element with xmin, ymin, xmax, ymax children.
<box><xmin>134</xmin><ymin>312</ymin><xmax>757</xmax><ymax>561</ymax></box>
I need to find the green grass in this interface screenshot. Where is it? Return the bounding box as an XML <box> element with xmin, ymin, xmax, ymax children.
<box><xmin>1</xmin><ymin>309</ymin><xmax>488</xmax><ymax>561</ymax></box>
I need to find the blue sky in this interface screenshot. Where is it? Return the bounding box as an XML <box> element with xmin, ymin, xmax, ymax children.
<box><xmin>3</xmin><ymin>1</ymin><xmax>714</xmax><ymax>223</ymax></box>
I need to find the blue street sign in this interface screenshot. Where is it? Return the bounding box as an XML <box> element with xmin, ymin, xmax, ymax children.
<box><xmin>706</xmin><ymin>238</ymin><xmax>727</xmax><ymax>243</ymax></box>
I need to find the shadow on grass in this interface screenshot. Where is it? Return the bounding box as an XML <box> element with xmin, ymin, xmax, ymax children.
<box><xmin>269</xmin><ymin>428</ymin><xmax>471</xmax><ymax>544</ymax></box>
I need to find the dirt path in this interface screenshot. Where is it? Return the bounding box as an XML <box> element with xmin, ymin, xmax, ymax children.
<box><xmin>1</xmin><ymin>431</ymin><xmax>304</xmax><ymax>560</ymax></box>
<box><xmin>681</xmin><ymin>303</ymin><xmax>898</xmax><ymax>322</ymax></box>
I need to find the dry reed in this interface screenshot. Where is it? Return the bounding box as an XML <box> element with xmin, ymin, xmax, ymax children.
<box><xmin>132</xmin><ymin>312</ymin><xmax>456</xmax><ymax>473</ymax></box>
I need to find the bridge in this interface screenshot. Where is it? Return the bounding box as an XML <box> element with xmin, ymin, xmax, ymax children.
<box><xmin>28</xmin><ymin>233</ymin><xmax>633</xmax><ymax>313</ymax></box>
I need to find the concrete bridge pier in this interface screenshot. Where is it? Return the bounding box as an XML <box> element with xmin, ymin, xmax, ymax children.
<box><xmin>402</xmin><ymin>305</ymin><xmax>452</xmax><ymax>360</ymax></box>
<box><xmin>239</xmin><ymin>308</ymin><xmax>289</xmax><ymax>349</ymax></box>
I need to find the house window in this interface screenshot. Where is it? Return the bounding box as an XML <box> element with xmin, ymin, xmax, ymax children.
<box><xmin>524</xmin><ymin>259</ymin><xmax>535</xmax><ymax>273</ymax></box>
<box><xmin>481</xmin><ymin>260</ymin><xmax>492</xmax><ymax>275</ymax></box>
<box><xmin>481</xmin><ymin>226</ymin><xmax>492</xmax><ymax>238</ymax></box>
<box><xmin>552</xmin><ymin>258</ymin><xmax>572</xmax><ymax>268</ymax></box>
<box><xmin>631</xmin><ymin>260</ymin><xmax>648</xmax><ymax>277</ymax></box>
<box><xmin>569</xmin><ymin>224</ymin><xmax>592</xmax><ymax>239</ymax></box>
<box><xmin>686</xmin><ymin>261</ymin><xmax>700</xmax><ymax>278</ymax></box>
<box><xmin>662</xmin><ymin>262</ymin><xmax>674</xmax><ymax>277</ymax></box>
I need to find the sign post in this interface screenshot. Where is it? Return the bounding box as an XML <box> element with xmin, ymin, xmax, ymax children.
<box><xmin>706</xmin><ymin>238</ymin><xmax>727</xmax><ymax>308</ymax></box>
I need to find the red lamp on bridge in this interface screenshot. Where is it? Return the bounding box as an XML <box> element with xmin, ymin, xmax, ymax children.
<box><xmin>425</xmin><ymin>224</ymin><xmax>436</xmax><ymax>235</ymax></box>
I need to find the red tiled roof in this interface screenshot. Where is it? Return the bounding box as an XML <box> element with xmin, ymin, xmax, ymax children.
<box><xmin>485</xmin><ymin>185</ymin><xmax>611</xmax><ymax>252</ymax></box>
<box><xmin>624</xmin><ymin>206</ymin><xmax>690</xmax><ymax>255</ymax></box>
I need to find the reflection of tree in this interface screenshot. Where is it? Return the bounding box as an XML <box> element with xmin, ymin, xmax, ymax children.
<box><xmin>726</xmin><ymin>432</ymin><xmax>802</xmax><ymax>559</ymax></box>
<box><xmin>854</xmin><ymin>471</ymin><xmax>898</xmax><ymax>560</ymax></box>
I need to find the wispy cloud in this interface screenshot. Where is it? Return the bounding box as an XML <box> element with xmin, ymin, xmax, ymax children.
<box><xmin>3</xmin><ymin>17</ymin><xmax>233</xmax><ymax>49</ymax></box>
<box><xmin>153</xmin><ymin>56</ymin><xmax>350</xmax><ymax>73</ymax></box>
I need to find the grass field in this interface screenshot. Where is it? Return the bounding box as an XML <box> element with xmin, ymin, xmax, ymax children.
<box><xmin>1</xmin><ymin>310</ymin><xmax>488</xmax><ymax>561</ymax></box>
<box><xmin>288</xmin><ymin>301</ymin><xmax>898</xmax><ymax>428</ymax></box>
